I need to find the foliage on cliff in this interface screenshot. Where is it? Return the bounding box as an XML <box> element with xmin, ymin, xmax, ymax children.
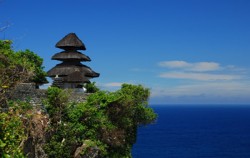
<box><xmin>44</xmin><ymin>85</ymin><xmax>157</xmax><ymax>157</ymax></box>
<box><xmin>0</xmin><ymin>102</ymin><xmax>28</xmax><ymax>157</ymax></box>
<box><xmin>0</xmin><ymin>100</ymin><xmax>49</xmax><ymax>158</ymax></box>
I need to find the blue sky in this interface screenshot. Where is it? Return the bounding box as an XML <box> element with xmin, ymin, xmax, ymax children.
<box><xmin>1</xmin><ymin>0</ymin><xmax>250</xmax><ymax>104</ymax></box>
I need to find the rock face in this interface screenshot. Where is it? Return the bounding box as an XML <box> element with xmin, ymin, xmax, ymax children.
<box><xmin>74</xmin><ymin>142</ymin><xmax>100</xmax><ymax>158</ymax></box>
<box><xmin>22</xmin><ymin>110</ymin><xmax>49</xmax><ymax>158</ymax></box>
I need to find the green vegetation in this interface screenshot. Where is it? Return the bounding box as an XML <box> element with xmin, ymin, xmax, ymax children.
<box><xmin>0</xmin><ymin>40</ymin><xmax>157</xmax><ymax>157</ymax></box>
<box><xmin>85</xmin><ymin>82</ymin><xmax>100</xmax><ymax>93</ymax></box>
<box><xmin>44</xmin><ymin>84</ymin><xmax>156</xmax><ymax>157</ymax></box>
<box><xmin>0</xmin><ymin>101</ymin><xmax>33</xmax><ymax>157</ymax></box>
<box><xmin>0</xmin><ymin>40</ymin><xmax>47</xmax><ymax>157</ymax></box>
<box><xmin>0</xmin><ymin>40</ymin><xmax>47</xmax><ymax>89</ymax></box>
<box><xmin>15</xmin><ymin>50</ymin><xmax>48</xmax><ymax>86</ymax></box>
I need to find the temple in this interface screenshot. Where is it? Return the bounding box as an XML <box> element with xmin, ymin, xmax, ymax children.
<box><xmin>47</xmin><ymin>33</ymin><xmax>100</xmax><ymax>89</ymax></box>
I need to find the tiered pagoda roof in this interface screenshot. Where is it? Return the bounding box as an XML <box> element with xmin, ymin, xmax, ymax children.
<box><xmin>52</xmin><ymin>50</ymin><xmax>91</xmax><ymax>61</ymax></box>
<box><xmin>47</xmin><ymin>33</ymin><xmax>99</xmax><ymax>87</ymax></box>
<box><xmin>55</xmin><ymin>33</ymin><xmax>86</xmax><ymax>50</ymax></box>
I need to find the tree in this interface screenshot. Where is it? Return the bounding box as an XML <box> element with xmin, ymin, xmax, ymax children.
<box><xmin>0</xmin><ymin>40</ymin><xmax>47</xmax><ymax>107</ymax></box>
<box><xmin>15</xmin><ymin>49</ymin><xmax>48</xmax><ymax>87</ymax></box>
<box><xmin>0</xmin><ymin>40</ymin><xmax>29</xmax><ymax>106</ymax></box>
<box><xmin>85</xmin><ymin>82</ymin><xmax>100</xmax><ymax>93</ymax></box>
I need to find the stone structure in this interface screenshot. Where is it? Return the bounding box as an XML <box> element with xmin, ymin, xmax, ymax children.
<box><xmin>11</xmin><ymin>83</ymin><xmax>46</xmax><ymax>106</ymax></box>
<box><xmin>11</xmin><ymin>83</ymin><xmax>90</xmax><ymax>107</ymax></box>
<box><xmin>47</xmin><ymin>33</ymin><xmax>100</xmax><ymax>89</ymax></box>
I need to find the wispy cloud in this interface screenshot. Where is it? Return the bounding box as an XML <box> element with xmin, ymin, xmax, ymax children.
<box><xmin>158</xmin><ymin>60</ymin><xmax>220</xmax><ymax>72</ymax></box>
<box><xmin>103</xmin><ymin>82</ymin><xmax>123</xmax><ymax>87</ymax></box>
<box><xmin>150</xmin><ymin>81</ymin><xmax>250</xmax><ymax>105</ymax></box>
<box><xmin>151</xmin><ymin>81</ymin><xmax>250</xmax><ymax>98</ymax></box>
<box><xmin>159</xmin><ymin>72</ymin><xmax>241</xmax><ymax>81</ymax></box>
<box><xmin>158</xmin><ymin>60</ymin><xmax>244</xmax><ymax>81</ymax></box>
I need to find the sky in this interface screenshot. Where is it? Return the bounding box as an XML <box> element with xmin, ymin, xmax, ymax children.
<box><xmin>1</xmin><ymin>0</ymin><xmax>250</xmax><ymax>105</ymax></box>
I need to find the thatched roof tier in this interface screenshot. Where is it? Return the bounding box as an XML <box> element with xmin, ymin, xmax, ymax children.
<box><xmin>64</xmin><ymin>71</ymin><xmax>90</xmax><ymax>83</ymax></box>
<box><xmin>52</xmin><ymin>51</ymin><xmax>91</xmax><ymax>61</ymax></box>
<box><xmin>47</xmin><ymin>63</ymin><xmax>100</xmax><ymax>78</ymax></box>
<box><xmin>56</xmin><ymin>33</ymin><xmax>86</xmax><ymax>50</ymax></box>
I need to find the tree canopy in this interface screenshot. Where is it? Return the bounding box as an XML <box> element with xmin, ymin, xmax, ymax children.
<box><xmin>0</xmin><ymin>40</ymin><xmax>47</xmax><ymax>87</ymax></box>
<box><xmin>0</xmin><ymin>40</ymin><xmax>47</xmax><ymax>105</ymax></box>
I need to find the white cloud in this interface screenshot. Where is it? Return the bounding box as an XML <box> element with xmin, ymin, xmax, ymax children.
<box><xmin>158</xmin><ymin>61</ymin><xmax>191</xmax><ymax>68</ymax></box>
<box><xmin>153</xmin><ymin>60</ymin><xmax>250</xmax><ymax>104</ymax></box>
<box><xmin>103</xmin><ymin>82</ymin><xmax>123</xmax><ymax>87</ymax></box>
<box><xmin>157</xmin><ymin>60</ymin><xmax>245</xmax><ymax>81</ymax></box>
<box><xmin>158</xmin><ymin>60</ymin><xmax>220</xmax><ymax>72</ymax></box>
<box><xmin>151</xmin><ymin>81</ymin><xmax>250</xmax><ymax>98</ymax></box>
<box><xmin>159</xmin><ymin>72</ymin><xmax>241</xmax><ymax>81</ymax></box>
<box><xmin>190</xmin><ymin>62</ymin><xmax>220</xmax><ymax>72</ymax></box>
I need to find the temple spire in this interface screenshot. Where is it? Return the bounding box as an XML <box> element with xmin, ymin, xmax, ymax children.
<box><xmin>55</xmin><ymin>33</ymin><xmax>86</xmax><ymax>50</ymax></box>
<box><xmin>47</xmin><ymin>33</ymin><xmax>100</xmax><ymax>89</ymax></box>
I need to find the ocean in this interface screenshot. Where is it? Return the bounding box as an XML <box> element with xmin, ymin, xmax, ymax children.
<box><xmin>132</xmin><ymin>105</ymin><xmax>250</xmax><ymax>158</ymax></box>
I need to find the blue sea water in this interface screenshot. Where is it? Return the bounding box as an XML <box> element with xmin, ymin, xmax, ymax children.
<box><xmin>132</xmin><ymin>105</ymin><xmax>250</xmax><ymax>158</ymax></box>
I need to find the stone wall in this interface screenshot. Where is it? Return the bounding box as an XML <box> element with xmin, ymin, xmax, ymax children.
<box><xmin>11</xmin><ymin>83</ymin><xmax>90</xmax><ymax>107</ymax></box>
<box><xmin>11</xmin><ymin>83</ymin><xmax>46</xmax><ymax>107</ymax></box>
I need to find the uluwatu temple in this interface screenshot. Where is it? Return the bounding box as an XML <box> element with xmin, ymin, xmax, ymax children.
<box><xmin>11</xmin><ymin>33</ymin><xmax>99</xmax><ymax>105</ymax></box>
<box><xmin>47</xmin><ymin>33</ymin><xmax>100</xmax><ymax>89</ymax></box>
